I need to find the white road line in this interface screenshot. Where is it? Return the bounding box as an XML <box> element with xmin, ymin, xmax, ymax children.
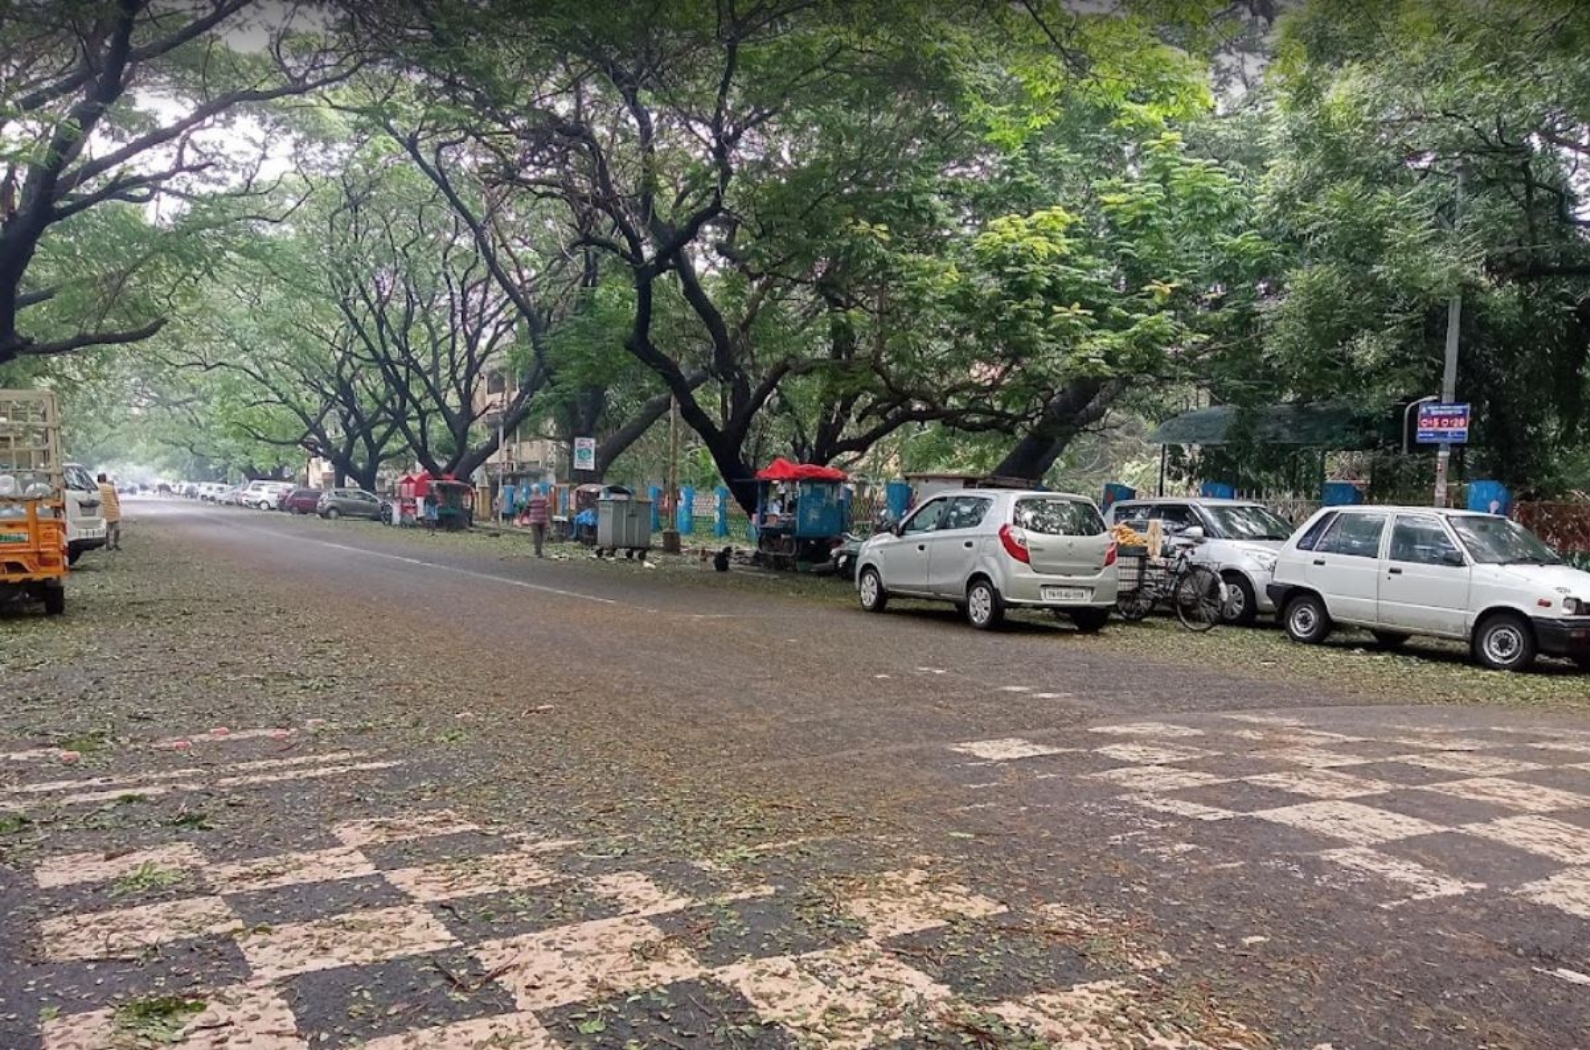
<box><xmin>53</xmin><ymin>762</ymin><xmax>403</xmax><ymax>806</ymax></box>
<box><xmin>222</xmin><ymin>520</ymin><xmax>648</xmax><ymax>610</ymax></box>
<box><xmin>4</xmin><ymin>752</ymin><xmax>366</xmax><ymax>796</ymax></box>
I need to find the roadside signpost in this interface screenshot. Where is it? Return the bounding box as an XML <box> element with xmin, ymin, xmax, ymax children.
<box><xmin>1416</xmin><ymin>403</ymin><xmax>1470</xmax><ymax>445</ymax></box>
<box><xmin>573</xmin><ymin>437</ymin><xmax>596</xmax><ymax>473</ymax></box>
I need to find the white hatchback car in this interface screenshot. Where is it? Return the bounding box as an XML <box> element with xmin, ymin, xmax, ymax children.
<box><xmin>1267</xmin><ymin>506</ymin><xmax>1590</xmax><ymax>672</ymax></box>
<box><xmin>856</xmin><ymin>489</ymin><xmax>1119</xmax><ymax>631</ymax></box>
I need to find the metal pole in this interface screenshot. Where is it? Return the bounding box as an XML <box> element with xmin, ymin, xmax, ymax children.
<box><xmin>1403</xmin><ymin>395</ymin><xmax>1438</xmax><ymax>456</ymax></box>
<box><xmin>1433</xmin><ymin>163</ymin><xmax>1463</xmax><ymax>508</ymax></box>
<box><xmin>662</xmin><ymin>396</ymin><xmax>681</xmax><ymax>553</ymax></box>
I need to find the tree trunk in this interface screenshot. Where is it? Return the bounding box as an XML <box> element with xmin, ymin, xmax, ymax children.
<box><xmin>992</xmin><ymin>378</ymin><xmax>1125</xmax><ymax>482</ymax></box>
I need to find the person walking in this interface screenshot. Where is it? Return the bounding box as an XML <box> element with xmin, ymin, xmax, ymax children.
<box><xmin>525</xmin><ymin>484</ymin><xmax>550</xmax><ymax>558</ymax></box>
<box><xmin>96</xmin><ymin>473</ymin><xmax>122</xmax><ymax>551</ymax></box>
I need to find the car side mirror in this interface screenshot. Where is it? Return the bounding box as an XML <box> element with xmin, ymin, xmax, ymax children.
<box><xmin>1442</xmin><ymin>550</ymin><xmax>1466</xmax><ymax>567</ymax></box>
<box><xmin>1181</xmin><ymin>526</ymin><xmax>1205</xmax><ymax>542</ymax></box>
<box><xmin>891</xmin><ymin>522</ymin><xmax>904</xmax><ymax>537</ymax></box>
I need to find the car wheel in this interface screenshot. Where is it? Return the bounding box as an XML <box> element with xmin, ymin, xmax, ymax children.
<box><xmin>1371</xmin><ymin>630</ymin><xmax>1410</xmax><ymax>649</ymax></box>
<box><xmin>67</xmin><ymin>547</ymin><xmax>81</xmax><ymax>567</ymax></box>
<box><xmin>1070</xmin><ymin>607</ymin><xmax>1109</xmax><ymax>634</ymax></box>
<box><xmin>1284</xmin><ymin>592</ymin><xmax>1332</xmax><ymax>645</ymax></box>
<box><xmin>1221</xmin><ymin>572</ymin><xmax>1258</xmax><ymax>626</ymax></box>
<box><xmin>965</xmin><ymin>577</ymin><xmax>1005</xmax><ymax>630</ymax></box>
<box><xmin>1473</xmin><ymin>613</ymin><xmax>1537</xmax><ymax>672</ymax></box>
<box><xmin>858</xmin><ymin>567</ymin><xmax>888</xmax><ymax>613</ymax></box>
<box><xmin>325</xmin><ymin>508</ymin><xmax>340</xmax><ymax>520</ymax></box>
<box><xmin>1573</xmin><ymin>653</ymin><xmax>1590</xmax><ymax>672</ymax></box>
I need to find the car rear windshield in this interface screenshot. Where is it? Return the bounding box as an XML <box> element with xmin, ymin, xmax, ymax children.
<box><xmin>1013</xmin><ymin>497</ymin><xmax>1105</xmax><ymax>536</ymax></box>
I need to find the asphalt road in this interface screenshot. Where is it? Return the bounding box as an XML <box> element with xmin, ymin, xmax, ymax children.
<box><xmin>4</xmin><ymin>500</ymin><xmax>1590</xmax><ymax>1049</ymax></box>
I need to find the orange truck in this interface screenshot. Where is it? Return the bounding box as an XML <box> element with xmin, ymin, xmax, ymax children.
<box><xmin>0</xmin><ymin>390</ymin><xmax>68</xmax><ymax>616</ymax></box>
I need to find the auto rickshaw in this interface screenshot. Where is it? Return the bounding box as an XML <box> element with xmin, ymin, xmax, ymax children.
<box><xmin>1</xmin><ymin>390</ymin><xmax>68</xmax><ymax>616</ymax></box>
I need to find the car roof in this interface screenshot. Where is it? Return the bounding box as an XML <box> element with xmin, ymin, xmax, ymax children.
<box><xmin>1319</xmin><ymin>505</ymin><xmax>1494</xmax><ymax>518</ymax></box>
<box><xmin>941</xmin><ymin>488</ymin><xmax>1095</xmax><ymax>502</ymax></box>
<box><xmin>1116</xmin><ymin>497</ymin><xmax>1264</xmax><ymax>507</ymax></box>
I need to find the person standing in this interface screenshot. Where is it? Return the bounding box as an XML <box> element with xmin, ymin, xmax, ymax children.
<box><xmin>96</xmin><ymin>473</ymin><xmax>122</xmax><ymax>551</ymax></box>
<box><xmin>525</xmin><ymin>484</ymin><xmax>550</xmax><ymax>558</ymax></box>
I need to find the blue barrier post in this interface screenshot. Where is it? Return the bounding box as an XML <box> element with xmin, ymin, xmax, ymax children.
<box><xmin>715</xmin><ymin>487</ymin><xmax>730</xmax><ymax>538</ymax></box>
<box><xmin>1468</xmin><ymin>480</ymin><xmax>1511</xmax><ymax>516</ymax></box>
<box><xmin>1200</xmin><ymin>481</ymin><xmax>1236</xmax><ymax>500</ymax></box>
<box><xmin>1321</xmin><ymin>481</ymin><xmax>1364</xmax><ymax>507</ymax></box>
<box><xmin>885</xmin><ymin>480</ymin><xmax>911</xmax><ymax>522</ymax></box>
<box><xmin>678</xmin><ymin>485</ymin><xmax>695</xmax><ymax>534</ymax></box>
<box><xmin>648</xmin><ymin>486</ymin><xmax>662</xmax><ymax>531</ymax></box>
<box><xmin>1102</xmin><ymin>483</ymin><xmax>1135</xmax><ymax>511</ymax></box>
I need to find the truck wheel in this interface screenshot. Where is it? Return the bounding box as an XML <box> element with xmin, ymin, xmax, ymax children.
<box><xmin>1284</xmin><ymin>593</ymin><xmax>1331</xmax><ymax>645</ymax></box>
<box><xmin>67</xmin><ymin>547</ymin><xmax>82</xmax><ymax>567</ymax></box>
<box><xmin>43</xmin><ymin>584</ymin><xmax>65</xmax><ymax>617</ymax></box>
<box><xmin>1473</xmin><ymin>613</ymin><xmax>1537</xmax><ymax>672</ymax></box>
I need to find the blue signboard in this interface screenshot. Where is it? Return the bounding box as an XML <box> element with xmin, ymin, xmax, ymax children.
<box><xmin>1416</xmin><ymin>402</ymin><xmax>1470</xmax><ymax>444</ymax></box>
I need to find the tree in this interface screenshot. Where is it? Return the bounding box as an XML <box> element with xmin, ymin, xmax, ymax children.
<box><xmin>0</xmin><ymin>1</ymin><xmax>362</xmax><ymax>366</ymax></box>
<box><xmin>1257</xmin><ymin>0</ymin><xmax>1590</xmax><ymax>492</ymax></box>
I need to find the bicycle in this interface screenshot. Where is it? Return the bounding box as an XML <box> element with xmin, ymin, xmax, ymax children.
<box><xmin>1116</xmin><ymin>538</ymin><xmax>1228</xmax><ymax>632</ymax></box>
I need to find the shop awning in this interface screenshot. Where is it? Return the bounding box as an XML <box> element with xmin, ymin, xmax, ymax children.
<box><xmin>756</xmin><ymin>457</ymin><xmax>847</xmax><ymax>482</ymax></box>
<box><xmin>1148</xmin><ymin>402</ymin><xmax>1385</xmax><ymax>449</ymax></box>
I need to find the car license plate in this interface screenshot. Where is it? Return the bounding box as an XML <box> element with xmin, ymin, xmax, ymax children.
<box><xmin>1042</xmin><ymin>586</ymin><xmax>1090</xmax><ymax>602</ymax></box>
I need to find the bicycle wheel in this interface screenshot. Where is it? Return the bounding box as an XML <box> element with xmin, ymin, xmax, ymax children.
<box><xmin>1174</xmin><ymin>565</ymin><xmax>1224</xmax><ymax>632</ymax></box>
<box><xmin>1117</xmin><ymin>586</ymin><xmax>1155</xmax><ymax>621</ymax></box>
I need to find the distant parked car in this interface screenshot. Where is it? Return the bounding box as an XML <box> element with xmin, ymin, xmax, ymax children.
<box><xmin>855</xmin><ymin>488</ymin><xmax>1119</xmax><ymax>631</ymax></box>
<box><xmin>282</xmin><ymin>488</ymin><xmax>323</xmax><ymax>515</ymax></box>
<box><xmin>317</xmin><ymin>487</ymin><xmax>384</xmax><ymax>521</ymax></box>
<box><xmin>237</xmin><ymin>480</ymin><xmax>292</xmax><ymax>510</ymax></box>
<box><xmin>1107</xmin><ymin>498</ymin><xmax>1294</xmax><ymax>626</ymax></box>
<box><xmin>1267</xmin><ymin>506</ymin><xmax>1590</xmax><ymax>673</ymax></box>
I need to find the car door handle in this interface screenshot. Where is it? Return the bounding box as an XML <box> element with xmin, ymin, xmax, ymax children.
<box><xmin>917</xmin><ymin>544</ymin><xmax>926</xmax><ymax>551</ymax></box>
<box><xmin>1387</xmin><ymin>567</ymin><xmax>1403</xmax><ymax>575</ymax></box>
<box><xmin>1312</xmin><ymin>558</ymin><xmax>1326</xmax><ymax>566</ymax></box>
<box><xmin>963</xmin><ymin>541</ymin><xmax>974</xmax><ymax>549</ymax></box>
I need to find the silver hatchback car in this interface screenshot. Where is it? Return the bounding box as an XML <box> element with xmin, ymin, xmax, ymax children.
<box><xmin>856</xmin><ymin>489</ymin><xmax>1119</xmax><ymax>631</ymax></box>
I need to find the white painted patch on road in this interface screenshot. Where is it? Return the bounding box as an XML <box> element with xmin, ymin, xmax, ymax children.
<box><xmin>950</xmin><ymin>738</ymin><xmax>1069</xmax><ymax>761</ymax></box>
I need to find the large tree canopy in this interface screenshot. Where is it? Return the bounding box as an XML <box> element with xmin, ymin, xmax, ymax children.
<box><xmin>5</xmin><ymin>1</ymin><xmax>1587</xmax><ymax>500</ymax></box>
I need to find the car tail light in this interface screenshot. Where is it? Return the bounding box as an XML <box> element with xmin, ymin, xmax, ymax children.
<box><xmin>1104</xmin><ymin>540</ymin><xmax>1117</xmax><ymax>567</ymax></box>
<box><xmin>998</xmin><ymin>524</ymin><xmax>1030</xmax><ymax>564</ymax></box>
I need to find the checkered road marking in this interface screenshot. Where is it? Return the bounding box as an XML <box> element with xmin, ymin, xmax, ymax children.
<box><xmin>951</xmin><ymin>716</ymin><xmax>1590</xmax><ymax>916</ymax></box>
<box><xmin>15</xmin><ymin>806</ymin><xmax>1252</xmax><ymax>1049</ymax></box>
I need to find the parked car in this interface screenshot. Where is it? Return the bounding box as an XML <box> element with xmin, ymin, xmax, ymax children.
<box><xmin>236</xmin><ymin>480</ymin><xmax>291</xmax><ymax>510</ymax></box>
<box><xmin>282</xmin><ymin>487</ymin><xmax>324</xmax><ymax>515</ymax></box>
<box><xmin>1267</xmin><ymin>506</ymin><xmax>1590</xmax><ymax>673</ymax></box>
<box><xmin>1107</xmin><ymin>498</ymin><xmax>1295</xmax><ymax>625</ymax></box>
<box><xmin>61</xmin><ymin>463</ymin><xmax>107</xmax><ymax>566</ymax></box>
<box><xmin>317</xmin><ymin>487</ymin><xmax>385</xmax><ymax>520</ymax></box>
<box><xmin>855</xmin><ymin>488</ymin><xmax>1118</xmax><ymax>631</ymax></box>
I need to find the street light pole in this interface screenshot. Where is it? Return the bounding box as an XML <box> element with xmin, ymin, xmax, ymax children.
<box><xmin>1433</xmin><ymin>163</ymin><xmax>1463</xmax><ymax>508</ymax></box>
<box><xmin>1403</xmin><ymin>395</ymin><xmax>1439</xmax><ymax>456</ymax></box>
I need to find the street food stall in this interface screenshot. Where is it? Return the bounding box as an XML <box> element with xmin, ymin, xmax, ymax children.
<box><xmin>428</xmin><ymin>478</ymin><xmax>474</xmax><ymax>531</ymax></box>
<box><xmin>754</xmin><ymin>458</ymin><xmax>848</xmax><ymax>571</ymax></box>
